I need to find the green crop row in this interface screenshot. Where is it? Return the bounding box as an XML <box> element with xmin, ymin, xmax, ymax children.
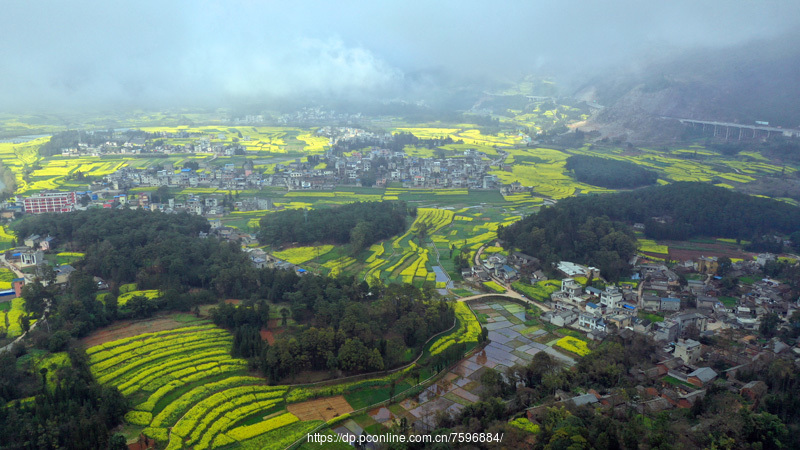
<box><xmin>427</xmin><ymin>302</ymin><xmax>481</xmax><ymax>357</ymax></box>
<box><xmin>96</xmin><ymin>338</ymin><xmax>232</xmax><ymax>384</ymax></box>
<box><xmin>150</xmin><ymin>377</ymin><xmax>275</xmax><ymax>427</ymax></box>
<box><xmin>226</xmin><ymin>412</ymin><xmax>299</xmax><ymax>442</ymax></box>
<box><xmin>176</xmin><ymin>391</ymin><xmax>285</xmax><ymax>444</ymax></box>
<box><xmin>194</xmin><ymin>398</ymin><xmax>283</xmax><ymax>448</ymax></box>
<box><xmin>86</xmin><ymin>324</ymin><xmax>218</xmax><ymax>357</ymax></box>
<box><xmin>115</xmin><ymin>349</ymin><xmax>230</xmax><ymax>392</ymax></box>
<box><xmin>124</xmin><ymin>360</ymin><xmax>246</xmax><ymax>397</ymax></box>
<box><xmin>90</xmin><ymin>328</ymin><xmax>227</xmax><ymax>366</ymax></box>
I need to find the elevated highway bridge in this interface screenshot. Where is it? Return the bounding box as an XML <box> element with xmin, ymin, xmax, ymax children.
<box><xmin>667</xmin><ymin>117</ymin><xmax>800</xmax><ymax>140</ymax></box>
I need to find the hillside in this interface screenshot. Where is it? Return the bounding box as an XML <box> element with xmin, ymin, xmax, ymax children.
<box><xmin>499</xmin><ymin>182</ymin><xmax>800</xmax><ymax>277</ymax></box>
<box><xmin>579</xmin><ymin>32</ymin><xmax>800</xmax><ymax>142</ymax></box>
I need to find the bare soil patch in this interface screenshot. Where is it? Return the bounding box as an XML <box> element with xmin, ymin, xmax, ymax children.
<box><xmin>260</xmin><ymin>327</ymin><xmax>275</xmax><ymax>344</ymax></box>
<box><xmin>260</xmin><ymin>321</ymin><xmax>289</xmax><ymax>345</ymax></box>
<box><xmin>664</xmin><ymin>241</ymin><xmax>754</xmax><ymax>262</ymax></box>
<box><xmin>81</xmin><ymin>316</ymin><xmax>201</xmax><ymax>348</ymax></box>
<box><xmin>288</xmin><ymin>395</ymin><xmax>354</xmax><ymax>421</ymax></box>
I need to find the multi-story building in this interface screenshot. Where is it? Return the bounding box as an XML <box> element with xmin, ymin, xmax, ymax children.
<box><xmin>23</xmin><ymin>192</ymin><xmax>76</xmax><ymax>214</ymax></box>
<box><xmin>600</xmin><ymin>286</ymin><xmax>623</xmax><ymax>309</ymax></box>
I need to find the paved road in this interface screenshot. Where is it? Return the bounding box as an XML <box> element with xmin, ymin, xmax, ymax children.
<box><xmin>0</xmin><ymin>256</ymin><xmax>49</xmax><ymax>354</ymax></box>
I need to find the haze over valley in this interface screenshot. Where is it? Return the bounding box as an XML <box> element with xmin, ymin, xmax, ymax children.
<box><xmin>1</xmin><ymin>2</ymin><xmax>800</xmax><ymax>450</ymax></box>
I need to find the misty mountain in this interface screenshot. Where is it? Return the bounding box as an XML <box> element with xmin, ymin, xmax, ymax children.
<box><xmin>579</xmin><ymin>32</ymin><xmax>800</xmax><ymax>142</ymax></box>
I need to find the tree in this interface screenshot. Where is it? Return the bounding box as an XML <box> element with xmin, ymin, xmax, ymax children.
<box><xmin>717</xmin><ymin>257</ymin><xmax>732</xmax><ymax>276</ymax></box>
<box><xmin>48</xmin><ymin>330</ymin><xmax>71</xmax><ymax>352</ymax></box>
<box><xmin>791</xmin><ymin>230</ymin><xmax>800</xmax><ymax>252</ymax></box>
<box><xmin>20</xmin><ymin>281</ymin><xmax>53</xmax><ymax>316</ymax></box>
<box><xmin>416</xmin><ymin>222</ymin><xmax>429</xmax><ymax>242</ymax></box>
<box><xmin>105</xmin><ymin>295</ymin><xmax>118</xmax><ymax>320</ymax></box>
<box><xmin>411</xmin><ymin>366</ymin><xmax>422</xmax><ymax>385</ymax></box>
<box><xmin>109</xmin><ymin>434</ymin><xmax>128</xmax><ymax>450</ymax></box>
<box><xmin>127</xmin><ymin>295</ymin><xmax>154</xmax><ymax>319</ymax></box>
<box><xmin>759</xmin><ymin>312</ymin><xmax>780</xmax><ymax>338</ymax></box>
<box><xmin>39</xmin><ymin>368</ymin><xmax>48</xmax><ymax>392</ymax></box>
<box><xmin>338</xmin><ymin>338</ymin><xmax>370</xmax><ymax>372</ymax></box>
<box><xmin>154</xmin><ymin>185</ymin><xmax>171</xmax><ymax>204</ymax></box>
<box><xmin>350</xmin><ymin>221</ymin><xmax>374</xmax><ymax>254</ymax></box>
<box><xmin>279</xmin><ymin>307</ymin><xmax>290</xmax><ymax>326</ymax></box>
<box><xmin>38</xmin><ymin>264</ymin><xmax>57</xmax><ymax>286</ymax></box>
<box><xmin>367</xmin><ymin>348</ymin><xmax>384</xmax><ymax>371</ymax></box>
<box><xmin>19</xmin><ymin>315</ymin><xmax>30</xmax><ymax>334</ymax></box>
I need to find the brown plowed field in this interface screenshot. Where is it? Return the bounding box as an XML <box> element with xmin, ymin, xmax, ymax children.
<box><xmin>287</xmin><ymin>395</ymin><xmax>354</xmax><ymax>421</ymax></box>
<box><xmin>81</xmin><ymin>316</ymin><xmax>205</xmax><ymax>348</ymax></box>
<box><xmin>664</xmin><ymin>241</ymin><xmax>754</xmax><ymax>262</ymax></box>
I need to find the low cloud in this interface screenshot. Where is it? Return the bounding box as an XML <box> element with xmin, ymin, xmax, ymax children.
<box><xmin>2</xmin><ymin>0</ymin><xmax>799</xmax><ymax>112</ymax></box>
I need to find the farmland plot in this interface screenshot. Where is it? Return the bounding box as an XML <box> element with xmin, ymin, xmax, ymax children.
<box><xmin>86</xmin><ymin>324</ymin><xmax>315</xmax><ymax>450</ymax></box>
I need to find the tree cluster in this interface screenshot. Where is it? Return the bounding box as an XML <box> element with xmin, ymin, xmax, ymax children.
<box><xmin>211</xmin><ymin>281</ymin><xmax>454</xmax><ymax>383</ymax></box>
<box><xmin>500</xmin><ymin>182</ymin><xmax>800</xmax><ymax>280</ymax></box>
<box><xmin>565</xmin><ymin>155</ymin><xmax>658</xmax><ymax>189</ymax></box>
<box><xmin>0</xmin><ymin>348</ymin><xmax>128</xmax><ymax>450</ymax></box>
<box><xmin>499</xmin><ymin>208</ymin><xmax>638</xmax><ymax>282</ymax></box>
<box><xmin>258</xmin><ymin>201</ymin><xmax>410</xmax><ymax>250</ymax></box>
<box><xmin>12</xmin><ymin>209</ymin><xmax>268</xmax><ymax>297</ymax></box>
<box><xmin>329</xmin><ymin>131</ymin><xmax>459</xmax><ymax>156</ymax></box>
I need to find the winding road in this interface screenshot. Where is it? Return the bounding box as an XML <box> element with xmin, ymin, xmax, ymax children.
<box><xmin>0</xmin><ymin>256</ymin><xmax>50</xmax><ymax>354</ymax></box>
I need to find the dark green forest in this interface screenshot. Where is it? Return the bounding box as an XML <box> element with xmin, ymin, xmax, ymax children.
<box><xmin>12</xmin><ymin>209</ymin><xmax>259</xmax><ymax>296</ymax></box>
<box><xmin>498</xmin><ymin>210</ymin><xmax>638</xmax><ymax>282</ymax></box>
<box><xmin>565</xmin><ymin>154</ymin><xmax>659</xmax><ymax>188</ymax></box>
<box><xmin>11</xmin><ymin>207</ymin><xmax>454</xmax><ymax>383</ymax></box>
<box><xmin>0</xmin><ymin>348</ymin><xmax>128</xmax><ymax>450</ymax></box>
<box><xmin>500</xmin><ymin>182</ymin><xmax>800</xmax><ymax>280</ymax></box>
<box><xmin>258</xmin><ymin>200</ymin><xmax>412</xmax><ymax>250</ymax></box>
<box><xmin>211</xmin><ymin>282</ymin><xmax>454</xmax><ymax>383</ymax></box>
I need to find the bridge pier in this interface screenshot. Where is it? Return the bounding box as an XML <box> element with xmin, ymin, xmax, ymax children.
<box><xmin>676</xmin><ymin>118</ymin><xmax>799</xmax><ymax>141</ymax></box>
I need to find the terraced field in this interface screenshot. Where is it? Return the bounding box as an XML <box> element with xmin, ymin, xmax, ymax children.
<box><xmin>426</xmin><ymin>302</ymin><xmax>482</xmax><ymax>357</ymax></box>
<box><xmin>268</xmin><ymin>204</ymin><xmax>519</xmax><ymax>286</ymax></box>
<box><xmin>85</xmin><ymin>300</ymin><xmax>486</xmax><ymax>449</ymax></box>
<box><xmin>489</xmin><ymin>147</ymin><xmax>615</xmax><ymax>199</ymax></box>
<box><xmin>567</xmin><ymin>146</ymin><xmax>795</xmax><ymax>187</ymax></box>
<box><xmin>362</xmin><ymin>208</ymin><xmax>454</xmax><ymax>285</ymax></box>
<box><xmin>86</xmin><ymin>324</ymin><xmax>314</xmax><ymax>450</ymax></box>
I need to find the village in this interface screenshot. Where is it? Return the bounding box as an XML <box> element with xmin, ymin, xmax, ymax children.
<box><xmin>3</xmin><ymin>125</ymin><xmax>800</xmax><ymax>444</ymax></box>
<box><xmin>50</xmin><ymin>125</ymin><xmax>505</xmax><ymax>191</ymax></box>
<box><xmin>463</xmin><ymin>244</ymin><xmax>800</xmax><ymax>418</ymax></box>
